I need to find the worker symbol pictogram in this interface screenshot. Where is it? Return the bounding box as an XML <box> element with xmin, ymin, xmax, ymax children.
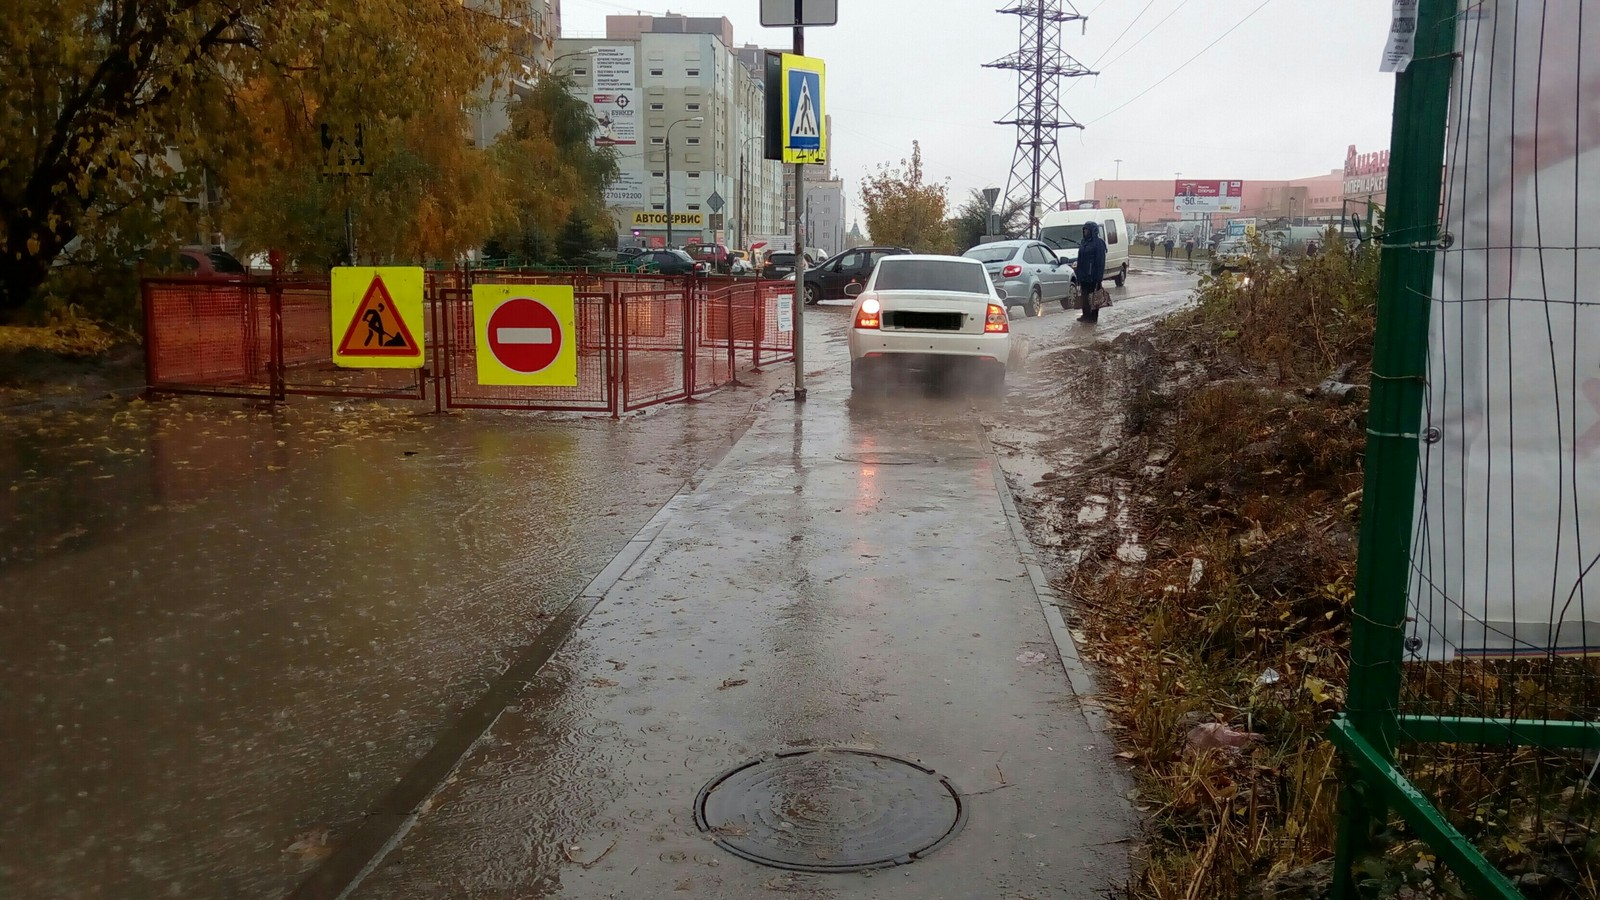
<box><xmin>330</xmin><ymin>267</ymin><xmax>426</xmax><ymax>368</ymax></box>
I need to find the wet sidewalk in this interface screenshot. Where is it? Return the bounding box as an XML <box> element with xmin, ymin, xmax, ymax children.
<box><xmin>345</xmin><ymin>365</ymin><xmax>1134</xmax><ymax>897</ymax></box>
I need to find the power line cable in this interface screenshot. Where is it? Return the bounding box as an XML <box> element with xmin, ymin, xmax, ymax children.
<box><xmin>1095</xmin><ymin>0</ymin><xmax>1195</xmax><ymax>72</ymax></box>
<box><xmin>1085</xmin><ymin>0</ymin><xmax>1273</xmax><ymax>125</ymax></box>
<box><xmin>1084</xmin><ymin>0</ymin><xmax>1160</xmax><ymax>71</ymax></box>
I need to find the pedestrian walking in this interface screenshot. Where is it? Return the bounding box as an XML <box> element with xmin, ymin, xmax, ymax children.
<box><xmin>1073</xmin><ymin>220</ymin><xmax>1108</xmax><ymax>325</ymax></box>
<box><xmin>1164</xmin><ymin>237</ymin><xmax>1175</xmax><ymax>259</ymax></box>
<box><xmin>1184</xmin><ymin>238</ymin><xmax>1196</xmax><ymax>262</ymax></box>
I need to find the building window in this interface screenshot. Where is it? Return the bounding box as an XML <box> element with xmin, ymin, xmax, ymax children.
<box><xmin>688</xmin><ymin>204</ymin><xmax>701</xmax><ymax>210</ymax></box>
<box><xmin>686</xmin><ymin>103</ymin><xmax>701</xmax><ymax>111</ymax></box>
<box><xmin>686</xmin><ymin>68</ymin><xmax>700</xmax><ymax>77</ymax></box>
<box><xmin>688</xmin><ymin>172</ymin><xmax>700</xmax><ymax>178</ymax></box>
<box><xmin>649</xmin><ymin>68</ymin><xmax>664</xmax><ymax>76</ymax></box>
<box><xmin>686</xmin><ymin>137</ymin><xmax>700</xmax><ymax>145</ymax></box>
<box><xmin>652</xmin><ymin>204</ymin><xmax>664</xmax><ymax>211</ymax></box>
<box><xmin>652</xmin><ymin>171</ymin><xmax>664</xmax><ymax>178</ymax></box>
<box><xmin>649</xmin><ymin>102</ymin><xmax>664</xmax><ymax>110</ymax></box>
<box><xmin>650</xmin><ymin>137</ymin><xmax>664</xmax><ymax>145</ymax></box>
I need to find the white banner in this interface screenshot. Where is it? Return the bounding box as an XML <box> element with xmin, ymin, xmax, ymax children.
<box><xmin>591</xmin><ymin>90</ymin><xmax>637</xmax><ymax>147</ymax></box>
<box><xmin>593</xmin><ymin>45</ymin><xmax>634</xmax><ymax>91</ymax></box>
<box><xmin>603</xmin><ymin>171</ymin><xmax>645</xmax><ymax>207</ymax></box>
<box><xmin>1380</xmin><ymin>0</ymin><xmax>1419</xmax><ymax>73</ymax></box>
<box><xmin>1407</xmin><ymin>2</ymin><xmax>1600</xmax><ymax>660</ymax></box>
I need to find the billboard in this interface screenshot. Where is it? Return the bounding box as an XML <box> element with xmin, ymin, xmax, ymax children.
<box><xmin>592</xmin><ymin>46</ymin><xmax>634</xmax><ymax>91</ymax></box>
<box><xmin>587</xmin><ymin>45</ymin><xmax>636</xmax><ymax>148</ymax></box>
<box><xmin>1173</xmin><ymin>180</ymin><xmax>1243</xmax><ymax>214</ymax></box>
<box><xmin>603</xmin><ymin>172</ymin><xmax>645</xmax><ymax>207</ymax></box>
<box><xmin>1405</xmin><ymin>2</ymin><xmax>1600</xmax><ymax>660</ymax></box>
<box><xmin>590</xmin><ymin>90</ymin><xmax>637</xmax><ymax>147</ymax></box>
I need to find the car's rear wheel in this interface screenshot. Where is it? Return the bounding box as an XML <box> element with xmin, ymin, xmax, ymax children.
<box><xmin>804</xmin><ymin>283</ymin><xmax>821</xmax><ymax>305</ymax></box>
<box><xmin>984</xmin><ymin>367</ymin><xmax>1008</xmax><ymax>396</ymax></box>
<box><xmin>1113</xmin><ymin>263</ymin><xmax>1127</xmax><ymax>288</ymax></box>
<box><xmin>1026</xmin><ymin>288</ymin><xmax>1042</xmax><ymax>317</ymax></box>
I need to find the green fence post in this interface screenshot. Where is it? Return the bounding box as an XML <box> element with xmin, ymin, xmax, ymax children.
<box><xmin>1330</xmin><ymin>1</ymin><xmax>1460</xmax><ymax>895</ymax></box>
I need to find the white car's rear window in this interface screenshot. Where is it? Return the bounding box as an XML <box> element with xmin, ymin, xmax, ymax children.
<box><xmin>874</xmin><ymin>260</ymin><xmax>989</xmax><ymax>295</ymax></box>
<box><xmin>963</xmin><ymin>246</ymin><xmax>1017</xmax><ymax>263</ymax></box>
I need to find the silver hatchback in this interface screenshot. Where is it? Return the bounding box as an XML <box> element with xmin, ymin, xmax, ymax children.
<box><xmin>961</xmin><ymin>240</ymin><xmax>1074</xmax><ymax>317</ymax></box>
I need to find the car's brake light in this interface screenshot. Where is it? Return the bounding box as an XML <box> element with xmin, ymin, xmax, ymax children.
<box><xmin>985</xmin><ymin>304</ymin><xmax>1009</xmax><ymax>333</ymax></box>
<box><xmin>1001</xmin><ymin>264</ymin><xmax>1023</xmax><ymax>278</ymax></box>
<box><xmin>855</xmin><ymin>297</ymin><xmax>881</xmax><ymax>329</ymax></box>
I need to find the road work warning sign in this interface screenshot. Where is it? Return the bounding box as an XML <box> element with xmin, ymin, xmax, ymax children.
<box><xmin>472</xmin><ymin>285</ymin><xmax>578</xmax><ymax>386</ymax></box>
<box><xmin>332</xmin><ymin>267</ymin><xmax>425</xmax><ymax>368</ymax></box>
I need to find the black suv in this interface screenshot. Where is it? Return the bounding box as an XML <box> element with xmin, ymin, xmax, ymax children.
<box><xmin>801</xmin><ymin>247</ymin><xmax>912</xmax><ymax>304</ymax></box>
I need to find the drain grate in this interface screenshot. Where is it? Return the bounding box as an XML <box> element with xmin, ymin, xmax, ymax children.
<box><xmin>694</xmin><ymin>748</ymin><xmax>967</xmax><ymax>873</ymax></box>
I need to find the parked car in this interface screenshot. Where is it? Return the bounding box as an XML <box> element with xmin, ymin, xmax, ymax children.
<box><xmin>801</xmin><ymin>246</ymin><xmax>912</xmax><ymax>305</ymax></box>
<box><xmin>961</xmin><ymin>239</ymin><xmax>1072</xmax><ymax>317</ymax></box>
<box><xmin>640</xmin><ymin>249</ymin><xmax>707</xmax><ymax>276</ymax></box>
<box><xmin>1209</xmin><ymin>239</ymin><xmax>1279</xmax><ymax>276</ymax></box>
<box><xmin>761</xmin><ymin>250</ymin><xmax>798</xmax><ymax>280</ymax></box>
<box><xmin>1038</xmin><ymin>208</ymin><xmax>1130</xmax><ymax>287</ymax></box>
<box><xmin>180</xmin><ymin>245</ymin><xmax>249</xmax><ymax>276</ymax></box>
<box><xmin>685</xmin><ymin>242</ymin><xmax>732</xmax><ymax>274</ymax></box>
<box><xmin>846</xmin><ymin>255</ymin><xmax>1012</xmax><ymax>395</ymax></box>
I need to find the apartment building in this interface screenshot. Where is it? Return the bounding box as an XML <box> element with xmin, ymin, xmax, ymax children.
<box><xmin>555</xmin><ymin>15</ymin><xmax>785</xmax><ymax>249</ymax></box>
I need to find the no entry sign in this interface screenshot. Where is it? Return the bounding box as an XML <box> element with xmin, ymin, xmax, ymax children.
<box><xmin>488</xmin><ymin>298</ymin><xmax>562</xmax><ymax>374</ymax></box>
<box><xmin>471</xmin><ymin>285</ymin><xmax>577</xmax><ymax>386</ymax></box>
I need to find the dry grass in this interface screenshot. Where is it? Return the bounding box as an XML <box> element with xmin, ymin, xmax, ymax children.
<box><xmin>1057</xmin><ymin>238</ymin><xmax>1380</xmax><ymax>898</ymax></box>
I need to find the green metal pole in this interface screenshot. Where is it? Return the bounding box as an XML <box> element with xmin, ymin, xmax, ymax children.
<box><xmin>1330</xmin><ymin>1</ymin><xmax>1460</xmax><ymax>895</ymax></box>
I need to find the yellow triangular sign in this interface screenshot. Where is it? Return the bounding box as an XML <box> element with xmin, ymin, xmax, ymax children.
<box><xmin>336</xmin><ymin>275</ymin><xmax>419</xmax><ymax>356</ymax></box>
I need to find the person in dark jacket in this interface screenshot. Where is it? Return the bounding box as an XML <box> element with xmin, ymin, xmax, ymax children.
<box><xmin>1073</xmin><ymin>220</ymin><xmax>1108</xmax><ymax>324</ymax></box>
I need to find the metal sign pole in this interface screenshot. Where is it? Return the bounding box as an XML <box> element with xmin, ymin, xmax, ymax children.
<box><xmin>790</xmin><ymin>4</ymin><xmax>807</xmax><ymax>402</ymax></box>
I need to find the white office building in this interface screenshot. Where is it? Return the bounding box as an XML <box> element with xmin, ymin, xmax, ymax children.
<box><xmin>555</xmin><ymin>15</ymin><xmax>786</xmax><ymax>249</ymax></box>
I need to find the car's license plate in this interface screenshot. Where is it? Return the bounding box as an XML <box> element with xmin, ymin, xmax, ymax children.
<box><xmin>885</xmin><ymin>311</ymin><xmax>964</xmax><ymax>331</ymax></box>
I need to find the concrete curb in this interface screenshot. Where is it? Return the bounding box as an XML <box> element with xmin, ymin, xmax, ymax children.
<box><xmin>290</xmin><ymin>395</ymin><xmax>773</xmax><ymax>900</ymax></box>
<box><xmin>978</xmin><ymin>426</ymin><xmax>1115</xmax><ymax>740</ymax></box>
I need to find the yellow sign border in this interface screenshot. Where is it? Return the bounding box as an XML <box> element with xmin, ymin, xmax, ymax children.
<box><xmin>471</xmin><ymin>284</ymin><xmax>579</xmax><ymax>387</ymax></box>
<box><xmin>780</xmin><ymin>53</ymin><xmax>827</xmax><ymax>166</ymax></box>
<box><xmin>330</xmin><ymin>266</ymin><xmax>425</xmax><ymax>369</ymax></box>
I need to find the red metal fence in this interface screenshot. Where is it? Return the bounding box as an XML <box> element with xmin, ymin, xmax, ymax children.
<box><xmin>141</xmin><ymin>271</ymin><xmax>796</xmax><ymax>415</ymax></box>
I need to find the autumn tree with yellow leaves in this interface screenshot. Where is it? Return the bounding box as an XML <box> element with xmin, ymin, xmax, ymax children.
<box><xmin>1</xmin><ymin>0</ymin><xmax>612</xmax><ymax>320</ymax></box>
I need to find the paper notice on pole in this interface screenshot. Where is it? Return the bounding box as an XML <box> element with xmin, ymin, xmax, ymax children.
<box><xmin>1379</xmin><ymin>0</ymin><xmax>1419</xmax><ymax>72</ymax></box>
<box><xmin>776</xmin><ymin>294</ymin><xmax>793</xmax><ymax>333</ymax></box>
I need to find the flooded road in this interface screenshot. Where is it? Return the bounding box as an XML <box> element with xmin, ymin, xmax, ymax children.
<box><xmin>1</xmin><ymin>393</ymin><xmax>777</xmax><ymax>897</ymax></box>
<box><xmin>339</xmin><ymin>266</ymin><xmax>1195</xmax><ymax>898</ymax></box>
<box><xmin>1</xmin><ymin>261</ymin><xmax>1195</xmax><ymax>898</ymax></box>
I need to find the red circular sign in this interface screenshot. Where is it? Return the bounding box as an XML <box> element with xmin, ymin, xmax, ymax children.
<box><xmin>486</xmin><ymin>298</ymin><xmax>563</xmax><ymax>374</ymax></box>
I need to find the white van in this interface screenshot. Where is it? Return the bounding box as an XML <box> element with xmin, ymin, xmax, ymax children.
<box><xmin>1038</xmin><ymin>208</ymin><xmax>1130</xmax><ymax>287</ymax></box>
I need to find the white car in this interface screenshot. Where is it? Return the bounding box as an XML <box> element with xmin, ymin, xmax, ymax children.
<box><xmin>845</xmin><ymin>255</ymin><xmax>1013</xmax><ymax>394</ymax></box>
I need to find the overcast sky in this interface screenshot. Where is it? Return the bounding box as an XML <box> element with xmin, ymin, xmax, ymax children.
<box><xmin>560</xmin><ymin>0</ymin><xmax>1398</xmax><ymax>227</ymax></box>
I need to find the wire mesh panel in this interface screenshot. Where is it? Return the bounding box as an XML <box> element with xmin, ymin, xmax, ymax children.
<box><xmin>754</xmin><ymin>281</ymin><xmax>796</xmax><ymax>368</ymax></box>
<box><xmin>1334</xmin><ymin>1</ymin><xmax>1600</xmax><ymax>896</ymax></box>
<box><xmin>438</xmin><ymin>287</ymin><xmax>615</xmax><ymax>413</ymax></box>
<box><xmin>142</xmin><ymin>278</ymin><xmax>273</xmax><ymax>397</ymax></box>
<box><xmin>1396</xmin><ymin>0</ymin><xmax>1600</xmax><ymax>886</ymax></box>
<box><xmin>276</xmin><ymin>280</ymin><xmax>426</xmax><ymax>400</ymax></box>
<box><xmin>619</xmin><ymin>289</ymin><xmax>688</xmax><ymax>412</ymax></box>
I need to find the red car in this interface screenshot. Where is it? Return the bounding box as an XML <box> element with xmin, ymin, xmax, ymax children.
<box><xmin>685</xmin><ymin>243</ymin><xmax>732</xmax><ymax>274</ymax></box>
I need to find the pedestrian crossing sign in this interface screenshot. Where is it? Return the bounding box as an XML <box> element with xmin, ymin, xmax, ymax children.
<box><xmin>331</xmin><ymin>267</ymin><xmax>425</xmax><ymax>368</ymax></box>
<box><xmin>780</xmin><ymin>53</ymin><xmax>826</xmax><ymax>165</ymax></box>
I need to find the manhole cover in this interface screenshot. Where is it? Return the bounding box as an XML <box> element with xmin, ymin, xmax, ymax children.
<box><xmin>834</xmin><ymin>452</ymin><xmax>939</xmax><ymax>465</ymax></box>
<box><xmin>694</xmin><ymin>748</ymin><xmax>966</xmax><ymax>873</ymax></box>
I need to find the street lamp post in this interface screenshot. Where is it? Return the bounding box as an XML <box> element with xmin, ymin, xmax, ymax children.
<box><xmin>547</xmin><ymin>47</ymin><xmax>599</xmax><ymax>72</ymax></box>
<box><xmin>738</xmin><ymin>134</ymin><xmax>762</xmax><ymax>252</ymax></box>
<box><xmin>1114</xmin><ymin>158</ymin><xmax>1122</xmax><ymax>180</ymax></box>
<box><xmin>664</xmin><ymin>116</ymin><xmax>704</xmax><ymax>248</ymax></box>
